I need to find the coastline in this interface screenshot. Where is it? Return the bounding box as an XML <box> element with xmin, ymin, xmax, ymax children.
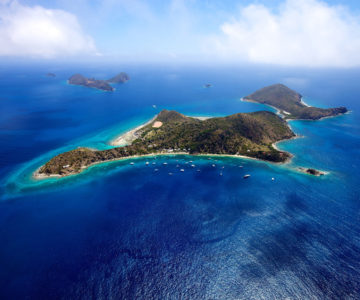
<box><xmin>241</xmin><ymin>97</ymin><xmax>347</xmax><ymax>121</ymax></box>
<box><xmin>33</xmin><ymin>148</ymin><xmax>295</xmax><ymax>180</ymax></box>
<box><xmin>241</xmin><ymin>97</ymin><xmax>284</xmax><ymax>117</ymax></box>
<box><xmin>300</xmin><ymin>97</ymin><xmax>312</xmax><ymax>107</ymax></box>
<box><xmin>110</xmin><ymin>115</ymin><xmax>157</xmax><ymax>146</ymax></box>
<box><xmin>110</xmin><ymin>115</ymin><xmax>213</xmax><ymax>146</ymax></box>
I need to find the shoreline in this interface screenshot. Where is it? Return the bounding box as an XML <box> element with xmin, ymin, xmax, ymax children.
<box><xmin>241</xmin><ymin>97</ymin><xmax>284</xmax><ymax>117</ymax></box>
<box><xmin>33</xmin><ymin>148</ymin><xmax>294</xmax><ymax>180</ymax></box>
<box><xmin>110</xmin><ymin>115</ymin><xmax>157</xmax><ymax>146</ymax></box>
<box><xmin>241</xmin><ymin>97</ymin><xmax>347</xmax><ymax>121</ymax></box>
<box><xmin>110</xmin><ymin>115</ymin><xmax>213</xmax><ymax>146</ymax></box>
<box><xmin>300</xmin><ymin>97</ymin><xmax>312</xmax><ymax>107</ymax></box>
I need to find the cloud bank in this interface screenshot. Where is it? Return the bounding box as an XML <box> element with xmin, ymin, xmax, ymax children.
<box><xmin>0</xmin><ymin>1</ymin><xmax>96</xmax><ymax>58</ymax></box>
<box><xmin>215</xmin><ymin>0</ymin><xmax>360</xmax><ymax>67</ymax></box>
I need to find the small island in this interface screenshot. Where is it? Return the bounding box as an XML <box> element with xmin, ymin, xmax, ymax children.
<box><xmin>68</xmin><ymin>74</ymin><xmax>114</xmax><ymax>91</ymax></box>
<box><xmin>107</xmin><ymin>72</ymin><xmax>130</xmax><ymax>83</ymax></box>
<box><xmin>298</xmin><ymin>167</ymin><xmax>325</xmax><ymax>176</ymax></box>
<box><xmin>36</xmin><ymin>109</ymin><xmax>295</xmax><ymax>178</ymax></box>
<box><xmin>243</xmin><ymin>84</ymin><xmax>347</xmax><ymax>120</ymax></box>
<box><xmin>46</xmin><ymin>73</ymin><xmax>56</xmax><ymax>77</ymax></box>
<box><xmin>68</xmin><ymin>72</ymin><xmax>130</xmax><ymax>91</ymax></box>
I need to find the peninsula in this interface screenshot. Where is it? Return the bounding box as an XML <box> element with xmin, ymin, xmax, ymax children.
<box><xmin>36</xmin><ymin>109</ymin><xmax>295</xmax><ymax>177</ymax></box>
<box><xmin>68</xmin><ymin>72</ymin><xmax>130</xmax><ymax>91</ymax></box>
<box><xmin>244</xmin><ymin>84</ymin><xmax>347</xmax><ymax>120</ymax></box>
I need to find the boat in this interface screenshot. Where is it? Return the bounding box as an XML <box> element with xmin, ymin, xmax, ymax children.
<box><xmin>180</xmin><ymin>169</ymin><xmax>185</xmax><ymax>172</ymax></box>
<box><xmin>145</xmin><ymin>162</ymin><xmax>149</xmax><ymax>165</ymax></box>
<box><xmin>212</xmin><ymin>164</ymin><xmax>216</xmax><ymax>167</ymax></box>
<box><xmin>243</xmin><ymin>174</ymin><xmax>251</xmax><ymax>179</ymax></box>
<box><xmin>163</xmin><ymin>162</ymin><xmax>168</xmax><ymax>165</ymax></box>
<box><xmin>169</xmin><ymin>173</ymin><xmax>173</xmax><ymax>176</ymax></box>
<box><xmin>191</xmin><ymin>164</ymin><xmax>195</xmax><ymax>168</ymax></box>
<box><xmin>130</xmin><ymin>162</ymin><xmax>134</xmax><ymax>165</ymax></box>
<box><xmin>272</xmin><ymin>177</ymin><xmax>275</xmax><ymax>181</ymax></box>
<box><xmin>154</xmin><ymin>169</ymin><xmax>159</xmax><ymax>172</ymax></box>
<box><xmin>197</xmin><ymin>169</ymin><xmax>201</xmax><ymax>172</ymax></box>
<box><xmin>220</xmin><ymin>173</ymin><xmax>223</xmax><ymax>176</ymax></box>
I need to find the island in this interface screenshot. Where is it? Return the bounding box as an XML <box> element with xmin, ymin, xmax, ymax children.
<box><xmin>298</xmin><ymin>167</ymin><xmax>325</xmax><ymax>176</ymax></box>
<box><xmin>46</xmin><ymin>73</ymin><xmax>56</xmax><ymax>77</ymax></box>
<box><xmin>68</xmin><ymin>72</ymin><xmax>130</xmax><ymax>91</ymax></box>
<box><xmin>243</xmin><ymin>84</ymin><xmax>347</xmax><ymax>120</ymax></box>
<box><xmin>35</xmin><ymin>83</ymin><xmax>345</xmax><ymax>178</ymax></box>
<box><xmin>107</xmin><ymin>72</ymin><xmax>130</xmax><ymax>83</ymax></box>
<box><xmin>35</xmin><ymin>109</ymin><xmax>296</xmax><ymax>178</ymax></box>
<box><xmin>68</xmin><ymin>74</ymin><xmax>114</xmax><ymax>91</ymax></box>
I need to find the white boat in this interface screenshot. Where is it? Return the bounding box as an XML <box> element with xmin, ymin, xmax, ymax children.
<box><xmin>191</xmin><ymin>164</ymin><xmax>195</xmax><ymax>168</ymax></box>
<box><xmin>169</xmin><ymin>173</ymin><xmax>173</xmax><ymax>176</ymax></box>
<box><xmin>163</xmin><ymin>162</ymin><xmax>168</xmax><ymax>165</ymax></box>
<box><xmin>145</xmin><ymin>162</ymin><xmax>149</xmax><ymax>165</ymax></box>
<box><xmin>130</xmin><ymin>162</ymin><xmax>134</xmax><ymax>165</ymax></box>
<box><xmin>212</xmin><ymin>164</ymin><xmax>216</xmax><ymax>167</ymax></box>
<box><xmin>272</xmin><ymin>177</ymin><xmax>275</xmax><ymax>181</ymax></box>
<box><xmin>180</xmin><ymin>169</ymin><xmax>185</xmax><ymax>172</ymax></box>
<box><xmin>220</xmin><ymin>173</ymin><xmax>223</xmax><ymax>176</ymax></box>
<box><xmin>243</xmin><ymin>174</ymin><xmax>251</xmax><ymax>179</ymax></box>
<box><xmin>154</xmin><ymin>169</ymin><xmax>159</xmax><ymax>172</ymax></box>
<box><xmin>197</xmin><ymin>169</ymin><xmax>201</xmax><ymax>172</ymax></box>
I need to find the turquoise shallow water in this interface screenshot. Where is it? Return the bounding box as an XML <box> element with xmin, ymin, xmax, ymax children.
<box><xmin>0</xmin><ymin>64</ymin><xmax>359</xmax><ymax>299</ymax></box>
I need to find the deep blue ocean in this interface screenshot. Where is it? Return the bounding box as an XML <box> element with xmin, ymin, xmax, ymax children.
<box><xmin>0</xmin><ymin>62</ymin><xmax>359</xmax><ymax>299</ymax></box>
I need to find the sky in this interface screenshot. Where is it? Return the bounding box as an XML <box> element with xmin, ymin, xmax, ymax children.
<box><xmin>1</xmin><ymin>0</ymin><xmax>360</xmax><ymax>67</ymax></box>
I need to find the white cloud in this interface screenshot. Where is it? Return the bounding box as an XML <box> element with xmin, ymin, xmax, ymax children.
<box><xmin>0</xmin><ymin>1</ymin><xmax>96</xmax><ymax>58</ymax></box>
<box><xmin>214</xmin><ymin>0</ymin><xmax>360</xmax><ymax>67</ymax></box>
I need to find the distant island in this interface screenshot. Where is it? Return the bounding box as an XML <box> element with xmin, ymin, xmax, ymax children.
<box><xmin>68</xmin><ymin>72</ymin><xmax>130</xmax><ymax>91</ymax></box>
<box><xmin>68</xmin><ymin>74</ymin><xmax>114</xmax><ymax>91</ymax></box>
<box><xmin>35</xmin><ymin>109</ymin><xmax>295</xmax><ymax>178</ymax></box>
<box><xmin>243</xmin><ymin>84</ymin><xmax>347</xmax><ymax>120</ymax></box>
<box><xmin>107</xmin><ymin>72</ymin><xmax>130</xmax><ymax>83</ymax></box>
<box><xmin>46</xmin><ymin>73</ymin><xmax>56</xmax><ymax>77</ymax></box>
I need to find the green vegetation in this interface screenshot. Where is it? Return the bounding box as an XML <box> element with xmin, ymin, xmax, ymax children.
<box><xmin>38</xmin><ymin>110</ymin><xmax>295</xmax><ymax>177</ymax></box>
<box><xmin>244</xmin><ymin>84</ymin><xmax>347</xmax><ymax>120</ymax></box>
